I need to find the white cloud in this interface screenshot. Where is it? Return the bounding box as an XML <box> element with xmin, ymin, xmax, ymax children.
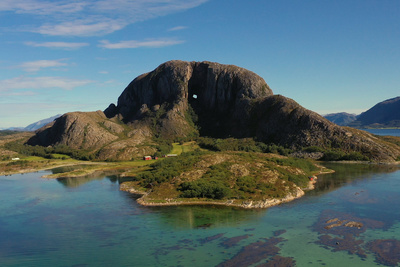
<box><xmin>0</xmin><ymin>0</ymin><xmax>86</xmax><ymax>15</ymax></box>
<box><xmin>18</xmin><ymin>59</ymin><xmax>68</xmax><ymax>72</ymax></box>
<box><xmin>25</xmin><ymin>41</ymin><xmax>89</xmax><ymax>49</ymax></box>
<box><xmin>34</xmin><ymin>18</ymin><xmax>127</xmax><ymax>36</ymax></box>
<box><xmin>0</xmin><ymin>76</ymin><xmax>93</xmax><ymax>93</ymax></box>
<box><xmin>1</xmin><ymin>0</ymin><xmax>209</xmax><ymax>36</ymax></box>
<box><xmin>168</xmin><ymin>26</ymin><xmax>188</xmax><ymax>32</ymax></box>
<box><xmin>99</xmin><ymin>38</ymin><xmax>185</xmax><ymax>49</ymax></box>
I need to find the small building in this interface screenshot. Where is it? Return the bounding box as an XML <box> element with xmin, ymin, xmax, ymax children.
<box><xmin>309</xmin><ymin>175</ymin><xmax>317</xmax><ymax>181</ymax></box>
<box><xmin>166</xmin><ymin>154</ymin><xmax>178</xmax><ymax>157</ymax></box>
<box><xmin>12</xmin><ymin>158</ymin><xmax>20</xmax><ymax>161</ymax></box>
<box><xmin>143</xmin><ymin>156</ymin><xmax>152</xmax><ymax>160</ymax></box>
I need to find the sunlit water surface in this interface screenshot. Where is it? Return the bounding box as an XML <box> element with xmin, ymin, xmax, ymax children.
<box><xmin>1</xmin><ymin>163</ymin><xmax>400</xmax><ymax>266</ymax></box>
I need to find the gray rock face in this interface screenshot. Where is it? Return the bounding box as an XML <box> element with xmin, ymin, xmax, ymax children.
<box><xmin>108</xmin><ymin>60</ymin><xmax>272</xmax><ymax>137</ymax></box>
<box><xmin>28</xmin><ymin>111</ymin><xmax>119</xmax><ymax>149</ymax></box>
<box><xmin>113</xmin><ymin>60</ymin><xmax>272</xmax><ymax>120</ymax></box>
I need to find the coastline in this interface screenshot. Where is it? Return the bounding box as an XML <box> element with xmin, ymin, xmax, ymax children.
<box><xmin>2</xmin><ymin>159</ymin><xmax>397</xmax><ymax>210</ymax></box>
<box><xmin>120</xmin><ymin>179</ymin><xmax>320</xmax><ymax>209</ymax></box>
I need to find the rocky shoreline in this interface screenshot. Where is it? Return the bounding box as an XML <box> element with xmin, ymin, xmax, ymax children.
<box><xmin>120</xmin><ymin>181</ymin><xmax>317</xmax><ymax>209</ymax></box>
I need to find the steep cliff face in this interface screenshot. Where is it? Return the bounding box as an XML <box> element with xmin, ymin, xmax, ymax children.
<box><xmin>27</xmin><ymin>60</ymin><xmax>400</xmax><ymax>162</ymax></box>
<box><xmin>106</xmin><ymin>60</ymin><xmax>272</xmax><ymax>138</ymax></box>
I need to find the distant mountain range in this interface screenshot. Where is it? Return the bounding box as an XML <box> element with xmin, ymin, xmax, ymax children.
<box><xmin>24</xmin><ymin>114</ymin><xmax>62</xmax><ymax>131</ymax></box>
<box><xmin>324</xmin><ymin>97</ymin><xmax>400</xmax><ymax>128</ymax></box>
<box><xmin>4</xmin><ymin>114</ymin><xmax>61</xmax><ymax>132</ymax></box>
<box><xmin>323</xmin><ymin>112</ymin><xmax>357</xmax><ymax>126</ymax></box>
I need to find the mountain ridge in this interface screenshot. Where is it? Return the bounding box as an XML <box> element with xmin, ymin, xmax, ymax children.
<box><xmin>27</xmin><ymin>60</ymin><xmax>400</xmax><ymax>162</ymax></box>
<box><xmin>324</xmin><ymin>97</ymin><xmax>400</xmax><ymax>128</ymax></box>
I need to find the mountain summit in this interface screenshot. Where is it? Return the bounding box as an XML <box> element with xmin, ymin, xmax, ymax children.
<box><xmin>27</xmin><ymin>60</ymin><xmax>400</xmax><ymax>162</ymax></box>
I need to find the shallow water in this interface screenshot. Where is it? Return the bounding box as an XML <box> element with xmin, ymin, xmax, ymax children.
<box><xmin>1</xmin><ymin>163</ymin><xmax>400</xmax><ymax>266</ymax></box>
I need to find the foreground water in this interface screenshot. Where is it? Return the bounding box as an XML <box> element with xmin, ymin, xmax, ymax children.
<box><xmin>1</xmin><ymin>162</ymin><xmax>400</xmax><ymax>266</ymax></box>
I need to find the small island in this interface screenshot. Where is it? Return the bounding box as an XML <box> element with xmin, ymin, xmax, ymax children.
<box><xmin>120</xmin><ymin>149</ymin><xmax>330</xmax><ymax>209</ymax></box>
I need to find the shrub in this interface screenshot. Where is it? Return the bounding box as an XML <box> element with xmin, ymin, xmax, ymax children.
<box><xmin>302</xmin><ymin>146</ymin><xmax>325</xmax><ymax>153</ymax></box>
<box><xmin>4</xmin><ymin>141</ymin><xmax>94</xmax><ymax>161</ymax></box>
<box><xmin>179</xmin><ymin>179</ymin><xmax>230</xmax><ymax>199</ymax></box>
<box><xmin>196</xmin><ymin>137</ymin><xmax>292</xmax><ymax>155</ymax></box>
<box><xmin>322</xmin><ymin>150</ymin><xmax>369</xmax><ymax>161</ymax></box>
<box><xmin>236</xmin><ymin>176</ymin><xmax>257</xmax><ymax>193</ymax></box>
<box><xmin>342</xmin><ymin>152</ymin><xmax>369</xmax><ymax>161</ymax></box>
<box><xmin>322</xmin><ymin>150</ymin><xmax>346</xmax><ymax>161</ymax></box>
<box><xmin>135</xmin><ymin>150</ymin><xmax>206</xmax><ymax>186</ymax></box>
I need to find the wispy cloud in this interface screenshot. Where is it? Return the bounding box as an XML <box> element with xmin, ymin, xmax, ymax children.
<box><xmin>0</xmin><ymin>76</ymin><xmax>93</xmax><ymax>93</ymax></box>
<box><xmin>34</xmin><ymin>18</ymin><xmax>127</xmax><ymax>36</ymax></box>
<box><xmin>0</xmin><ymin>0</ymin><xmax>86</xmax><ymax>15</ymax></box>
<box><xmin>25</xmin><ymin>41</ymin><xmax>89</xmax><ymax>49</ymax></box>
<box><xmin>99</xmin><ymin>38</ymin><xmax>185</xmax><ymax>49</ymax></box>
<box><xmin>168</xmin><ymin>26</ymin><xmax>188</xmax><ymax>32</ymax></box>
<box><xmin>1</xmin><ymin>0</ymin><xmax>209</xmax><ymax>36</ymax></box>
<box><xmin>17</xmin><ymin>59</ymin><xmax>69</xmax><ymax>72</ymax></box>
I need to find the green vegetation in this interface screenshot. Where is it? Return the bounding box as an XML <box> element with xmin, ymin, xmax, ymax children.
<box><xmin>4</xmin><ymin>140</ymin><xmax>95</xmax><ymax>161</ymax></box>
<box><xmin>134</xmin><ymin>150</ymin><xmax>206</xmax><ymax>186</ymax></box>
<box><xmin>129</xmin><ymin>149</ymin><xmax>320</xmax><ymax>203</ymax></box>
<box><xmin>182</xmin><ymin>103</ymin><xmax>200</xmax><ymax>140</ymax></box>
<box><xmin>149</xmin><ymin>103</ymin><xmax>169</xmax><ymax>138</ymax></box>
<box><xmin>179</xmin><ymin>162</ymin><xmax>232</xmax><ymax>199</ymax></box>
<box><xmin>301</xmin><ymin>146</ymin><xmax>370</xmax><ymax>161</ymax></box>
<box><xmin>179</xmin><ymin>179</ymin><xmax>230</xmax><ymax>199</ymax></box>
<box><xmin>197</xmin><ymin>137</ymin><xmax>292</xmax><ymax>156</ymax></box>
<box><xmin>0</xmin><ymin>130</ymin><xmax>21</xmax><ymax>137</ymax></box>
<box><xmin>321</xmin><ymin>150</ymin><xmax>369</xmax><ymax>161</ymax></box>
<box><xmin>153</xmin><ymin>138</ymin><xmax>173</xmax><ymax>157</ymax></box>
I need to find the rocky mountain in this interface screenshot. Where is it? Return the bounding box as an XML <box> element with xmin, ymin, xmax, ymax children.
<box><xmin>323</xmin><ymin>112</ymin><xmax>357</xmax><ymax>126</ymax></box>
<box><xmin>27</xmin><ymin>60</ymin><xmax>400</xmax><ymax>162</ymax></box>
<box><xmin>348</xmin><ymin>97</ymin><xmax>400</xmax><ymax>128</ymax></box>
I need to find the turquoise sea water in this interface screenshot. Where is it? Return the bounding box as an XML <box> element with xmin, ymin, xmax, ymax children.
<box><xmin>1</xmin><ymin>163</ymin><xmax>400</xmax><ymax>266</ymax></box>
<box><xmin>362</xmin><ymin>128</ymin><xmax>400</xmax><ymax>136</ymax></box>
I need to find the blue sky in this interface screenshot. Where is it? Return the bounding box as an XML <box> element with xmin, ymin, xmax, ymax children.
<box><xmin>1</xmin><ymin>0</ymin><xmax>399</xmax><ymax>128</ymax></box>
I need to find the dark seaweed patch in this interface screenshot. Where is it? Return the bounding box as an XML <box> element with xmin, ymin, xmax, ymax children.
<box><xmin>220</xmin><ymin>234</ymin><xmax>250</xmax><ymax>248</ymax></box>
<box><xmin>367</xmin><ymin>239</ymin><xmax>400</xmax><ymax>266</ymax></box>
<box><xmin>216</xmin><ymin>237</ymin><xmax>284</xmax><ymax>267</ymax></box>
<box><xmin>198</xmin><ymin>233</ymin><xmax>224</xmax><ymax>244</ymax></box>
<box><xmin>273</xmin><ymin>229</ymin><xmax>286</xmax><ymax>236</ymax></box>
<box><xmin>316</xmin><ymin>234</ymin><xmax>366</xmax><ymax>258</ymax></box>
<box><xmin>256</xmin><ymin>255</ymin><xmax>296</xmax><ymax>267</ymax></box>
